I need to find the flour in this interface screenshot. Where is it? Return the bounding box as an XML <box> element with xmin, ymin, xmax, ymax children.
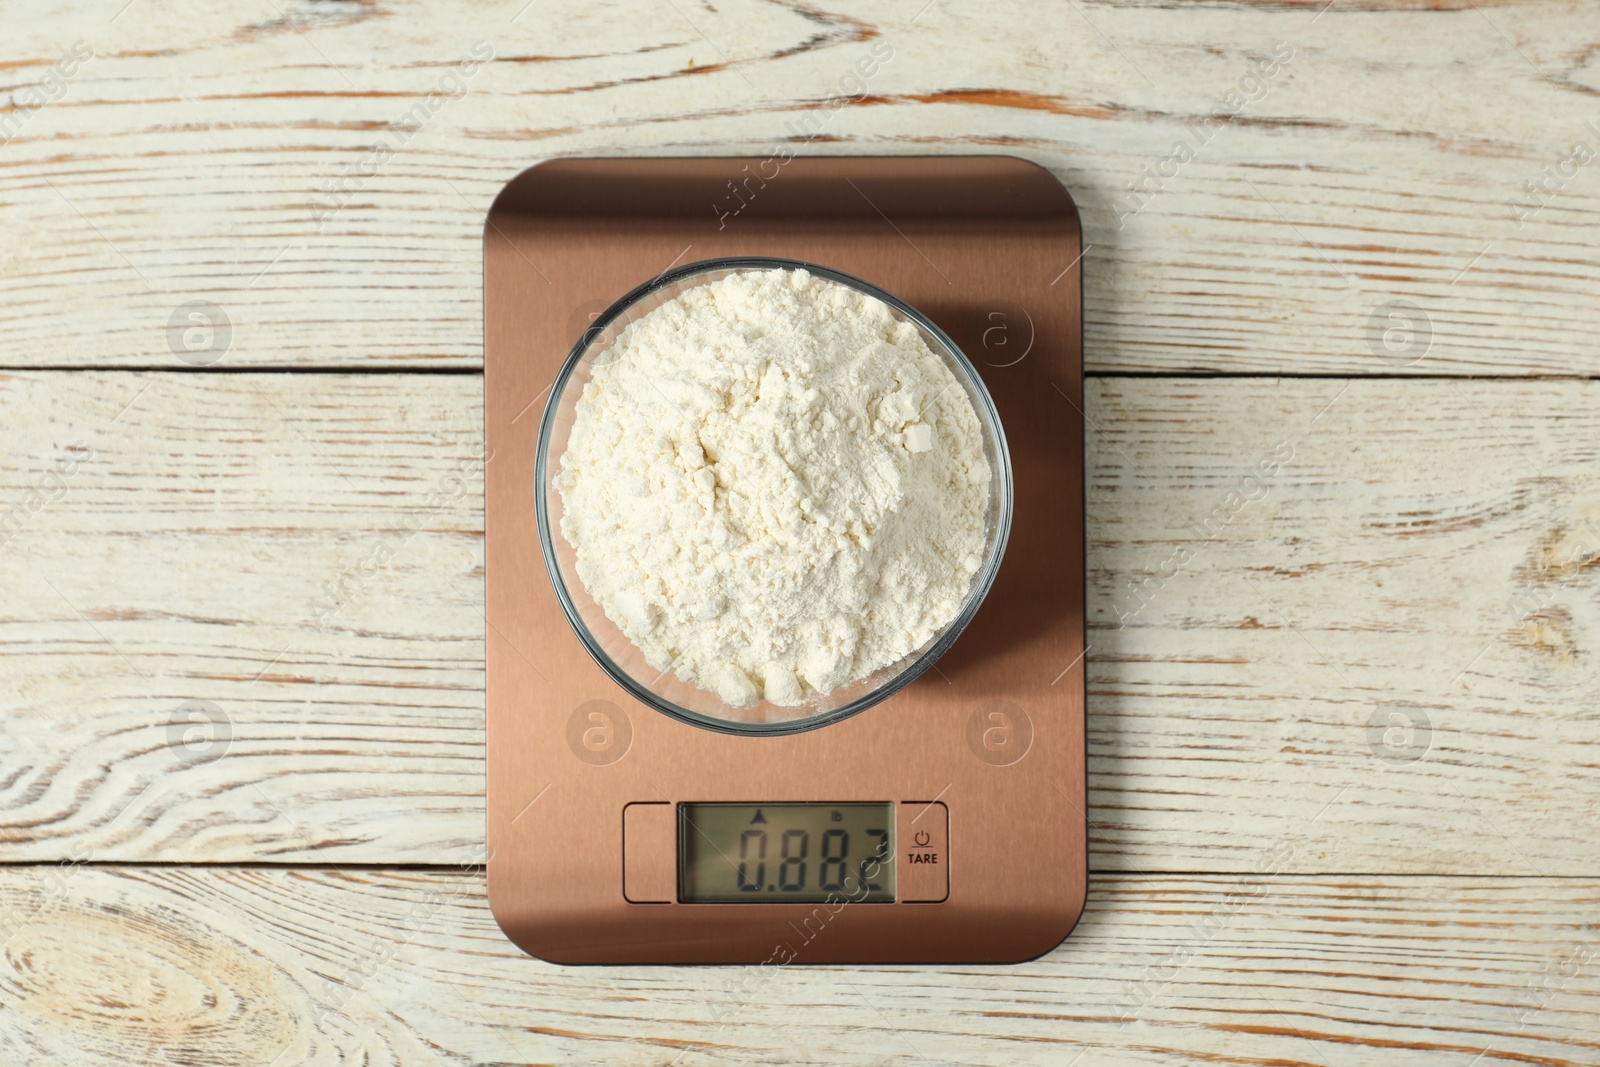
<box><xmin>555</xmin><ymin>268</ymin><xmax>992</xmax><ymax>708</ymax></box>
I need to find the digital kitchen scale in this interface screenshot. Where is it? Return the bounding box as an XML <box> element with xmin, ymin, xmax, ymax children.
<box><xmin>484</xmin><ymin>156</ymin><xmax>1086</xmax><ymax>964</ymax></box>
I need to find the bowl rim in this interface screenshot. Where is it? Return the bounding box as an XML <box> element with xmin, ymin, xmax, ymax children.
<box><xmin>533</xmin><ymin>255</ymin><xmax>1014</xmax><ymax>737</ymax></box>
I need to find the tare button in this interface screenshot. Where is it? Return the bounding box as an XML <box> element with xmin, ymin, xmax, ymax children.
<box><xmin>896</xmin><ymin>801</ymin><xmax>948</xmax><ymax>903</ymax></box>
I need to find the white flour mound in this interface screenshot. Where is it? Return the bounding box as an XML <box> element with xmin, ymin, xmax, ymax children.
<box><xmin>555</xmin><ymin>268</ymin><xmax>992</xmax><ymax>708</ymax></box>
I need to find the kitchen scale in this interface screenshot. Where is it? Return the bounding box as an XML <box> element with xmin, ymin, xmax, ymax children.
<box><xmin>484</xmin><ymin>156</ymin><xmax>1086</xmax><ymax>964</ymax></box>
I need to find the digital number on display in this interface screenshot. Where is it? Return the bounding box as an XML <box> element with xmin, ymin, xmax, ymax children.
<box><xmin>678</xmin><ymin>802</ymin><xmax>895</xmax><ymax>903</ymax></box>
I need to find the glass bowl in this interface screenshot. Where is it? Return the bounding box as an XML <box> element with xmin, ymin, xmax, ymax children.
<box><xmin>534</xmin><ymin>257</ymin><xmax>1013</xmax><ymax>735</ymax></box>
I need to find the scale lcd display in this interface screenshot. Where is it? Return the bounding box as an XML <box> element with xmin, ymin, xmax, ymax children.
<box><xmin>679</xmin><ymin>803</ymin><xmax>895</xmax><ymax>904</ymax></box>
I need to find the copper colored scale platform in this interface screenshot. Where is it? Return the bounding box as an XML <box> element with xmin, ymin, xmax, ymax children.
<box><xmin>484</xmin><ymin>156</ymin><xmax>1085</xmax><ymax>964</ymax></box>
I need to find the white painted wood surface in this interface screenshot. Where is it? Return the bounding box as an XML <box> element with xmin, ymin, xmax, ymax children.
<box><xmin>3</xmin><ymin>868</ymin><xmax>1598</xmax><ymax>1067</ymax></box>
<box><xmin>1</xmin><ymin>1</ymin><xmax>1596</xmax><ymax>372</ymax></box>
<box><xmin>4</xmin><ymin>1</ymin><xmax>1599</xmax><ymax>1063</ymax></box>
<box><xmin>5</xmin><ymin>373</ymin><xmax>1598</xmax><ymax>878</ymax></box>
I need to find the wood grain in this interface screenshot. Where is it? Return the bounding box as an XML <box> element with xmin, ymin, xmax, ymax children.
<box><xmin>5</xmin><ymin>6</ymin><xmax>1598</xmax><ymax>1057</ymax></box>
<box><xmin>1</xmin><ymin>2</ymin><xmax>1596</xmax><ymax>373</ymax></box>
<box><xmin>2</xmin><ymin>866</ymin><xmax>1596</xmax><ymax>1066</ymax></box>
<box><xmin>2</xmin><ymin>372</ymin><xmax>1595</xmax><ymax>876</ymax></box>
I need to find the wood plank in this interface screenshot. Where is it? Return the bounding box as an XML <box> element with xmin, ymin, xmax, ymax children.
<box><xmin>1</xmin><ymin>867</ymin><xmax>1596</xmax><ymax>1066</ymax></box>
<box><xmin>0</xmin><ymin>372</ymin><xmax>488</xmax><ymax>865</ymax></box>
<box><xmin>2</xmin><ymin>372</ymin><xmax>1596</xmax><ymax>874</ymax></box>
<box><xmin>1085</xmin><ymin>374</ymin><xmax>1600</xmax><ymax>877</ymax></box>
<box><xmin>1</xmin><ymin>2</ymin><xmax>1596</xmax><ymax>373</ymax></box>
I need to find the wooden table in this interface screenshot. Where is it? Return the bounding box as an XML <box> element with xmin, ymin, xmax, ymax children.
<box><xmin>3</xmin><ymin>2</ymin><xmax>1597</xmax><ymax>1064</ymax></box>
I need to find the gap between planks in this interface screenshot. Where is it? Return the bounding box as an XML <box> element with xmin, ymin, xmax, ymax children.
<box><xmin>1</xmin><ymin>861</ymin><xmax>1597</xmax><ymax>881</ymax></box>
<box><xmin>7</xmin><ymin>367</ymin><xmax>1600</xmax><ymax>381</ymax></box>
